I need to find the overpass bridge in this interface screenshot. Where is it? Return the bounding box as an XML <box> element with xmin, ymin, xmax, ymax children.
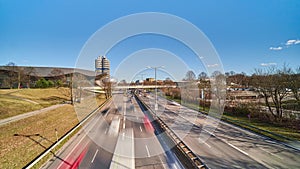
<box><xmin>81</xmin><ymin>85</ymin><xmax>177</xmax><ymax>93</ymax></box>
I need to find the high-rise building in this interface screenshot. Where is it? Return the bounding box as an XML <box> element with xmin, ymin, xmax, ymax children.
<box><xmin>95</xmin><ymin>56</ymin><xmax>110</xmax><ymax>76</ymax></box>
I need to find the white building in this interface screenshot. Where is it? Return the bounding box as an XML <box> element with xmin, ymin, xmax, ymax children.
<box><xmin>95</xmin><ymin>56</ymin><xmax>110</xmax><ymax>76</ymax></box>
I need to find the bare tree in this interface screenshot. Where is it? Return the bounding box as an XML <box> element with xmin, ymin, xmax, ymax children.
<box><xmin>94</xmin><ymin>73</ymin><xmax>111</xmax><ymax>99</ymax></box>
<box><xmin>198</xmin><ymin>76</ymin><xmax>210</xmax><ymax>110</ymax></box>
<box><xmin>251</xmin><ymin>66</ymin><xmax>291</xmax><ymax>122</ymax></box>
<box><xmin>288</xmin><ymin>66</ymin><xmax>300</xmax><ymax>104</ymax></box>
<box><xmin>229</xmin><ymin>71</ymin><xmax>236</xmax><ymax>76</ymax></box>
<box><xmin>184</xmin><ymin>70</ymin><xmax>196</xmax><ymax>81</ymax></box>
<box><xmin>24</xmin><ymin>67</ymin><xmax>37</xmax><ymax>88</ymax></box>
<box><xmin>198</xmin><ymin>71</ymin><xmax>208</xmax><ymax>81</ymax></box>
<box><xmin>227</xmin><ymin>73</ymin><xmax>250</xmax><ymax>87</ymax></box>
<box><xmin>4</xmin><ymin>62</ymin><xmax>18</xmax><ymax>88</ymax></box>
<box><xmin>49</xmin><ymin>68</ymin><xmax>65</xmax><ymax>86</ymax></box>
<box><xmin>211</xmin><ymin>73</ymin><xmax>226</xmax><ymax>112</ymax></box>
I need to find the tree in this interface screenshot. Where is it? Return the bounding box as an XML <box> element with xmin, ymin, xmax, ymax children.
<box><xmin>24</xmin><ymin>67</ymin><xmax>37</xmax><ymax>88</ymax></box>
<box><xmin>211</xmin><ymin>73</ymin><xmax>226</xmax><ymax>113</ymax></box>
<box><xmin>49</xmin><ymin>68</ymin><xmax>65</xmax><ymax>86</ymax></box>
<box><xmin>102</xmin><ymin>76</ymin><xmax>112</xmax><ymax>99</ymax></box>
<box><xmin>198</xmin><ymin>76</ymin><xmax>210</xmax><ymax>110</ymax></box>
<box><xmin>211</xmin><ymin>70</ymin><xmax>222</xmax><ymax>78</ymax></box>
<box><xmin>5</xmin><ymin>62</ymin><xmax>18</xmax><ymax>88</ymax></box>
<box><xmin>119</xmin><ymin>79</ymin><xmax>127</xmax><ymax>85</ymax></box>
<box><xmin>184</xmin><ymin>70</ymin><xmax>196</xmax><ymax>81</ymax></box>
<box><xmin>198</xmin><ymin>72</ymin><xmax>208</xmax><ymax>81</ymax></box>
<box><xmin>288</xmin><ymin>67</ymin><xmax>300</xmax><ymax>104</ymax></box>
<box><xmin>251</xmin><ymin>66</ymin><xmax>291</xmax><ymax>122</ymax></box>
<box><xmin>229</xmin><ymin>71</ymin><xmax>236</xmax><ymax>76</ymax></box>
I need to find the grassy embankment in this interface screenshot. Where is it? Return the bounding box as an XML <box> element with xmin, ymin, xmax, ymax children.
<box><xmin>167</xmin><ymin>96</ymin><xmax>300</xmax><ymax>142</ymax></box>
<box><xmin>0</xmin><ymin>88</ymin><xmax>106</xmax><ymax>168</ymax></box>
<box><xmin>0</xmin><ymin>88</ymin><xmax>70</xmax><ymax>119</ymax></box>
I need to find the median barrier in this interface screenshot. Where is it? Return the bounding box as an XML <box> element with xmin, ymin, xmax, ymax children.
<box><xmin>135</xmin><ymin>94</ymin><xmax>207</xmax><ymax>169</ymax></box>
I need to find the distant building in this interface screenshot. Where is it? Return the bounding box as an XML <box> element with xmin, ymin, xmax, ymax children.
<box><xmin>95</xmin><ymin>56</ymin><xmax>110</xmax><ymax>76</ymax></box>
<box><xmin>145</xmin><ymin>78</ymin><xmax>155</xmax><ymax>82</ymax></box>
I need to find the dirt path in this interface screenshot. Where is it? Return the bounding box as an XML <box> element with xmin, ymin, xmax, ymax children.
<box><xmin>0</xmin><ymin>104</ymin><xmax>66</xmax><ymax>126</ymax></box>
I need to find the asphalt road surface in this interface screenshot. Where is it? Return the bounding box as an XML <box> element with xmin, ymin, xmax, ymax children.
<box><xmin>43</xmin><ymin>92</ymin><xmax>181</xmax><ymax>169</ymax></box>
<box><xmin>139</xmin><ymin>93</ymin><xmax>300</xmax><ymax>169</ymax></box>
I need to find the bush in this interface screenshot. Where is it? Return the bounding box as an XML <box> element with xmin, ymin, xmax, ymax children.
<box><xmin>56</xmin><ymin>80</ymin><xmax>63</xmax><ymax>87</ymax></box>
<box><xmin>35</xmin><ymin>78</ymin><xmax>56</xmax><ymax>88</ymax></box>
<box><xmin>48</xmin><ymin>80</ymin><xmax>54</xmax><ymax>87</ymax></box>
<box><xmin>35</xmin><ymin>78</ymin><xmax>49</xmax><ymax>88</ymax></box>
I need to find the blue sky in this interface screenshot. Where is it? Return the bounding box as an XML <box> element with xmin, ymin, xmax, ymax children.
<box><xmin>1</xmin><ymin>0</ymin><xmax>300</xmax><ymax>80</ymax></box>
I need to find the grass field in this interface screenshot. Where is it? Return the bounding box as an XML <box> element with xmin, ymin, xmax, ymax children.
<box><xmin>0</xmin><ymin>88</ymin><xmax>106</xmax><ymax>168</ymax></box>
<box><xmin>0</xmin><ymin>88</ymin><xmax>71</xmax><ymax>119</ymax></box>
<box><xmin>0</xmin><ymin>104</ymin><xmax>77</xmax><ymax>169</ymax></box>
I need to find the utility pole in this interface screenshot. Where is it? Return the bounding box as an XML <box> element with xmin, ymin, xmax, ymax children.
<box><xmin>146</xmin><ymin>66</ymin><xmax>164</xmax><ymax>113</ymax></box>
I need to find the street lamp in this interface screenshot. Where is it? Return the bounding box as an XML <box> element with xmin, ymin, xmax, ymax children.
<box><xmin>138</xmin><ymin>73</ymin><xmax>146</xmax><ymax>86</ymax></box>
<box><xmin>146</xmin><ymin>66</ymin><xmax>164</xmax><ymax>112</ymax></box>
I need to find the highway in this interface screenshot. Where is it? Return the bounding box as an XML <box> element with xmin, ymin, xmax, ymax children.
<box><xmin>139</xmin><ymin>92</ymin><xmax>300</xmax><ymax>169</ymax></box>
<box><xmin>43</xmin><ymin>91</ymin><xmax>181</xmax><ymax>169</ymax></box>
<box><xmin>42</xmin><ymin>89</ymin><xmax>300</xmax><ymax>169</ymax></box>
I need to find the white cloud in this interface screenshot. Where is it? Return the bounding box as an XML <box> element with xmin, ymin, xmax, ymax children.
<box><xmin>269</xmin><ymin>39</ymin><xmax>300</xmax><ymax>51</ymax></box>
<box><xmin>286</xmin><ymin>39</ymin><xmax>296</xmax><ymax>46</ymax></box>
<box><xmin>285</xmin><ymin>39</ymin><xmax>300</xmax><ymax>46</ymax></box>
<box><xmin>207</xmin><ymin>64</ymin><xmax>219</xmax><ymax>68</ymax></box>
<box><xmin>260</xmin><ymin>62</ymin><xmax>277</xmax><ymax>67</ymax></box>
<box><xmin>269</xmin><ymin>46</ymin><xmax>283</xmax><ymax>51</ymax></box>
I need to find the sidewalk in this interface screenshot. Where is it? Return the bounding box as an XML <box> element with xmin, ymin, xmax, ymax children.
<box><xmin>0</xmin><ymin>104</ymin><xmax>66</xmax><ymax>126</ymax></box>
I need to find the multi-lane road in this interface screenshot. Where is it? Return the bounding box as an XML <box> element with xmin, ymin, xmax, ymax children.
<box><xmin>140</xmin><ymin>92</ymin><xmax>300</xmax><ymax>169</ymax></box>
<box><xmin>43</xmin><ymin>92</ymin><xmax>181</xmax><ymax>169</ymax></box>
<box><xmin>42</xmin><ymin>90</ymin><xmax>300</xmax><ymax>169</ymax></box>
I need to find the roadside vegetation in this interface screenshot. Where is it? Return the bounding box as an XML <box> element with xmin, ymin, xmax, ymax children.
<box><xmin>163</xmin><ymin>64</ymin><xmax>300</xmax><ymax>143</ymax></box>
<box><xmin>0</xmin><ymin>104</ymin><xmax>78</xmax><ymax>168</ymax></box>
<box><xmin>0</xmin><ymin>93</ymin><xmax>106</xmax><ymax>169</ymax></box>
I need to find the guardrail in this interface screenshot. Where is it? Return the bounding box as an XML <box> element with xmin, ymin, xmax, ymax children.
<box><xmin>135</xmin><ymin>94</ymin><xmax>207</xmax><ymax>169</ymax></box>
<box><xmin>24</xmin><ymin>98</ymin><xmax>112</xmax><ymax>169</ymax></box>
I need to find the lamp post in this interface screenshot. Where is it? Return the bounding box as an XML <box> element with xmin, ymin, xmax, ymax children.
<box><xmin>146</xmin><ymin>66</ymin><xmax>164</xmax><ymax>112</ymax></box>
<box><xmin>139</xmin><ymin>73</ymin><xmax>145</xmax><ymax>86</ymax></box>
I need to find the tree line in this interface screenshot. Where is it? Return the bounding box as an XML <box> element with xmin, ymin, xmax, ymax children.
<box><xmin>179</xmin><ymin>65</ymin><xmax>300</xmax><ymax>123</ymax></box>
<box><xmin>1</xmin><ymin>62</ymin><xmax>69</xmax><ymax>89</ymax></box>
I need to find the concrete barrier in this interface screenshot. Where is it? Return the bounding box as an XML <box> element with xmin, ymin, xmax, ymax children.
<box><xmin>135</xmin><ymin>94</ymin><xmax>207</xmax><ymax>169</ymax></box>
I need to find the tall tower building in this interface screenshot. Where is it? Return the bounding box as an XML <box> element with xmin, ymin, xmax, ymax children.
<box><xmin>95</xmin><ymin>56</ymin><xmax>110</xmax><ymax>76</ymax></box>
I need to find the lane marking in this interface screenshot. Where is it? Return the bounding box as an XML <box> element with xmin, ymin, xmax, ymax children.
<box><xmin>57</xmin><ymin>110</ymin><xmax>105</xmax><ymax>168</ymax></box>
<box><xmin>145</xmin><ymin>145</ymin><xmax>150</xmax><ymax>157</ymax></box>
<box><xmin>123</xmin><ymin>119</ymin><xmax>126</xmax><ymax>129</ymax></box>
<box><xmin>91</xmin><ymin>149</ymin><xmax>99</xmax><ymax>163</ymax></box>
<box><xmin>139</xmin><ymin>126</ymin><xmax>143</xmax><ymax>132</ymax></box>
<box><xmin>204</xmin><ymin>142</ymin><xmax>211</xmax><ymax>148</ymax></box>
<box><xmin>225</xmin><ymin>141</ymin><xmax>248</xmax><ymax>156</ymax></box>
